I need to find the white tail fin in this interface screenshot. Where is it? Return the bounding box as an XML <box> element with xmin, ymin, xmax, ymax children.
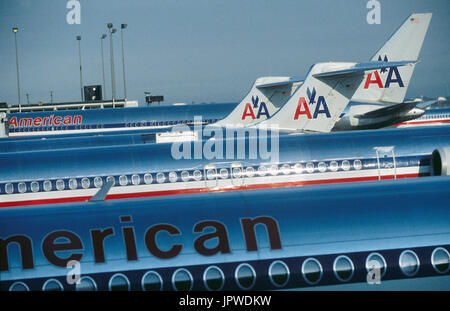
<box><xmin>213</xmin><ymin>77</ymin><xmax>303</xmax><ymax>127</ymax></box>
<box><xmin>256</xmin><ymin>61</ymin><xmax>415</xmax><ymax>133</ymax></box>
<box><xmin>352</xmin><ymin>13</ymin><xmax>432</xmax><ymax>104</ymax></box>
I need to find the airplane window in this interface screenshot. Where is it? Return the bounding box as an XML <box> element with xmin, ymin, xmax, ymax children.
<box><xmin>353</xmin><ymin>159</ymin><xmax>362</xmax><ymax>170</ymax></box>
<box><xmin>142</xmin><ymin>271</ymin><xmax>163</xmax><ymax>291</ymax></box>
<box><xmin>245</xmin><ymin>166</ymin><xmax>255</xmax><ymax>177</ymax></box>
<box><xmin>169</xmin><ymin>172</ymin><xmax>178</xmax><ymax>183</ymax></box>
<box><xmin>106</xmin><ymin>176</ymin><xmax>116</xmax><ymax>187</ymax></box>
<box><xmin>181</xmin><ymin>171</ymin><xmax>190</xmax><ymax>182</ymax></box>
<box><xmin>18</xmin><ymin>182</ymin><xmax>27</xmax><ymax>193</ymax></box>
<box><xmin>94</xmin><ymin>176</ymin><xmax>103</xmax><ymax>188</ymax></box>
<box><xmin>206</xmin><ymin>169</ymin><xmax>216</xmax><ymax>180</ymax></box>
<box><xmin>301</xmin><ymin>258</ymin><xmax>322</xmax><ymax>285</ymax></box>
<box><xmin>219</xmin><ymin>168</ymin><xmax>229</xmax><ymax>179</ymax></box>
<box><xmin>69</xmin><ymin>178</ymin><xmax>78</xmax><ymax>190</ymax></box>
<box><xmin>318</xmin><ymin>162</ymin><xmax>327</xmax><ymax>173</ymax></box>
<box><xmin>30</xmin><ymin>181</ymin><xmax>39</xmax><ymax>192</ymax></box>
<box><xmin>269</xmin><ymin>260</ymin><xmax>290</xmax><ymax>288</ymax></box>
<box><xmin>193</xmin><ymin>170</ymin><xmax>202</xmax><ymax>181</ymax></box>
<box><xmin>399</xmin><ymin>250</ymin><xmax>420</xmax><ymax>277</ymax></box>
<box><xmin>333</xmin><ymin>255</ymin><xmax>355</xmax><ymax>282</ymax></box>
<box><xmin>203</xmin><ymin>266</ymin><xmax>225</xmax><ymax>291</ymax></box>
<box><xmin>109</xmin><ymin>274</ymin><xmax>130</xmax><ymax>291</ymax></box>
<box><xmin>56</xmin><ymin>180</ymin><xmax>65</xmax><ymax>191</ymax></box>
<box><xmin>329</xmin><ymin>161</ymin><xmax>339</xmax><ymax>172</ymax></box>
<box><xmin>156</xmin><ymin>173</ymin><xmax>166</xmax><ymax>184</ymax></box>
<box><xmin>269</xmin><ymin>164</ymin><xmax>278</xmax><ymax>176</ymax></box>
<box><xmin>232</xmin><ymin>167</ymin><xmax>242</xmax><ymax>178</ymax></box>
<box><xmin>9</xmin><ymin>282</ymin><xmax>29</xmax><ymax>291</ymax></box>
<box><xmin>76</xmin><ymin>276</ymin><xmax>97</xmax><ymax>291</ymax></box>
<box><xmin>172</xmin><ymin>268</ymin><xmax>193</xmax><ymax>291</ymax></box>
<box><xmin>119</xmin><ymin>175</ymin><xmax>129</xmax><ymax>186</ymax></box>
<box><xmin>365</xmin><ymin>252</ymin><xmax>387</xmax><ymax>278</ymax></box>
<box><xmin>81</xmin><ymin>177</ymin><xmax>90</xmax><ymax>189</ymax></box>
<box><xmin>5</xmin><ymin>183</ymin><xmax>14</xmax><ymax>194</ymax></box>
<box><xmin>341</xmin><ymin>160</ymin><xmax>350</xmax><ymax>171</ymax></box>
<box><xmin>42</xmin><ymin>279</ymin><xmax>64</xmax><ymax>291</ymax></box>
<box><xmin>306</xmin><ymin>163</ymin><xmax>315</xmax><ymax>174</ymax></box>
<box><xmin>431</xmin><ymin>247</ymin><xmax>450</xmax><ymax>274</ymax></box>
<box><xmin>43</xmin><ymin>180</ymin><xmax>52</xmax><ymax>192</ymax></box>
<box><xmin>144</xmin><ymin>173</ymin><xmax>153</xmax><ymax>184</ymax></box>
<box><xmin>131</xmin><ymin>174</ymin><xmax>140</xmax><ymax>185</ymax></box>
<box><xmin>258</xmin><ymin>165</ymin><xmax>268</xmax><ymax>176</ymax></box>
<box><xmin>281</xmin><ymin>164</ymin><xmax>291</xmax><ymax>175</ymax></box>
<box><xmin>235</xmin><ymin>263</ymin><xmax>256</xmax><ymax>290</ymax></box>
<box><xmin>293</xmin><ymin>163</ymin><xmax>303</xmax><ymax>174</ymax></box>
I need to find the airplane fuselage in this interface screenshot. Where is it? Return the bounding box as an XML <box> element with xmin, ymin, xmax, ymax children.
<box><xmin>1</xmin><ymin>126</ymin><xmax>450</xmax><ymax>208</ymax></box>
<box><xmin>1</xmin><ymin>177</ymin><xmax>449</xmax><ymax>291</ymax></box>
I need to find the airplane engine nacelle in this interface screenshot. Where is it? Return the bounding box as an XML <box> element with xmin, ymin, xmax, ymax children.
<box><xmin>431</xmin><ymin>147</ymin><xmax>450</xmax><ymax>176</ymax></box>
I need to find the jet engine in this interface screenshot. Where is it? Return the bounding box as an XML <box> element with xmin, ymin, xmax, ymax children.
<box><xmin>431</xmin><ymin>147</ymin><xmax>450</xmax><ymax>176</ymax></box>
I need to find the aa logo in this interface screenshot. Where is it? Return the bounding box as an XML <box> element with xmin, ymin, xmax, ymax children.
<box><xmin>364</xmin><ymin>55</ymin><xmax>404</xmax><ymax>89</ymax></box>
<box><xmin>241</xmin><ymin>96</ymin><xmax>270</xmax><ymax>120</ymax></box>
<box><xmin>294</xmin><ymin>87</ymin><xmax>330</xmax><ymax>120</ymax></box>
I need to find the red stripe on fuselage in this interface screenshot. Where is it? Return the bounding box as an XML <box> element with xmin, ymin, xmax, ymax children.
<box><xmin>395</xmin><ymin>119</ymin><xmax>450</xmax><ymax>126</ymax></box>
<box><xmin>0</xmin><ymin>172</ymin><xmax>429</xmax><ymax>208</ymax></box>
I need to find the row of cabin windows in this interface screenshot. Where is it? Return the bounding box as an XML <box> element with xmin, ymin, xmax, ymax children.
<box><xmin>422</xmin><ymin>114</ymin><xmax>450</xmax><ymax>120</ymax></box>
<box><xmin>8</xmin><ymin>247</ymin><xmax>450</xmax><ymax>291</ymax></box>
<box><xmin>2</xmin><ymin>160</ymin><xmax>364</xmax><ymax>195</ymax></box>
<box><xmin>14</xmin><ymin>119</ymin><xmax>220</xmax><ymax>132</ymax></box>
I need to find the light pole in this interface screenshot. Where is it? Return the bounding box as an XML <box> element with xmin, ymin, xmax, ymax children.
<box><xmin>76</xmin><ymin>35</ymin><xmax>83</xmax><ymax>101</ymax></box>
<box><xmin>120</xmin><ymin>24</ymin><xmax>127</xmax><ymax>100</ymax></box>
<box><xmin>12</xmin><ymin>27</ymin><xmax>21</xmax><ymax>112</ymax></box>
<box><xmin>101</xmin><ymin>34</ymin><xmax>107</xmax><ymax>100</ymax></box>
<box><xmin>107</xmin><ymin>23</ymin><xmax>117</xmax><ymax>104</ymax></box>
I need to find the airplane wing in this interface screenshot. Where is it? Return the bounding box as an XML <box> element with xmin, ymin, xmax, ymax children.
<box><xmin>415</xmin><ymin>99</ymin><xmax>438</xmax><ymax>109</ymax></box>
<box><xmin>354</xmin><ymin>99</ymin><xmax>437</xmax><ymax>119</ymax></box>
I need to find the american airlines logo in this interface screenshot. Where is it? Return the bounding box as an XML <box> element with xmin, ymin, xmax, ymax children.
<box><xmin>0</xmin><ymin>215</ymin><xmax>281</xmax><ymax>272</ymax></box>
<box><xmin>241</xmin><ymin>96</ymin><xmax>270</xmax><ymax>120</ymax></box>
<box><xmin>294</xmin><ymin>87</ymin><xmax>331</xmax><ymax>120</ymax></box>
<box><xmin>364</xmin><ymin>55</ymin><xmax>405</xmax><ymax>89</ymax></box>
<box><xmin>9</xmin><ymin>115</ymin><xmax>83</xmax><ymax>128</ymax></box>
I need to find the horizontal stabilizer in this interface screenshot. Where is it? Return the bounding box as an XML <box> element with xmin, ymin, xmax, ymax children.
<box><xmin>256</xmin><ymin>77</ymin><xmax>304</xmax><ymax>88</ymax></box>
<box><xmin>313</xmin><ymin>61</ymin><xmax>417</xmax><ymax>78</ymax></box>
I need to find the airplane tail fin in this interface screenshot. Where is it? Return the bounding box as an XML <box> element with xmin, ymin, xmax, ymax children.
<box><xmin>213</xmin><ymin>77</ymin><xmax>303</xmax><ymax>127</ymax></box>
<box><xmin>256</xmin><ymin>61</ymin><xmax>416</xmax><ymax>133</ymax></box>
<box><xmin>352</xmin><ymin>13</ymin><xmax>432</xmax><ymax>104</ymax></box>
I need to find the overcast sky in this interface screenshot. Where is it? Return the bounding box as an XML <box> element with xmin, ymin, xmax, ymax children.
<box><xmin>0</xmin><ymin>0</ymin><xmax>449</xmax><ymax>106</ymax></box>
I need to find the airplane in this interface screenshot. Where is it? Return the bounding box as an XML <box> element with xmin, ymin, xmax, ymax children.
<box><xmin>6</xmin><ymin>102</ymin><xmax>237</xmax><ymax>137</ymax></box>
<box><xmin>0</xmin><ymin>58</ymin><xmax>416</xmax><ymax>153</ymax></box>
<box><xmin>4</xmin><ymin>13</ymin><xmax>431</xmax><ymax>138</ymax></box>
<box><xmin>394</xmin><ymin>108</ymin><xmax>450</xmax><ymax>128</ymax></box>
<box><xmin>181</xmin><ymin>12</ymin><xmax>434</xmax><ymax>132</ymax></box>
<box><xmin>0</xmin><ymin>176</ymin><xmax>449</xmax><ymax>291</ymax></box>
<box><xmin>1</xmin><ymin>125</ymin><xmax>450</xmax><ymax>208</ymax></box>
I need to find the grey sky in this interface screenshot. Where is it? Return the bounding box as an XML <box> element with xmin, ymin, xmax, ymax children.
<box><xmin>0</xmin><ymin>0</ymin><xmax>449</xmax><ymax>106</ymax></box>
